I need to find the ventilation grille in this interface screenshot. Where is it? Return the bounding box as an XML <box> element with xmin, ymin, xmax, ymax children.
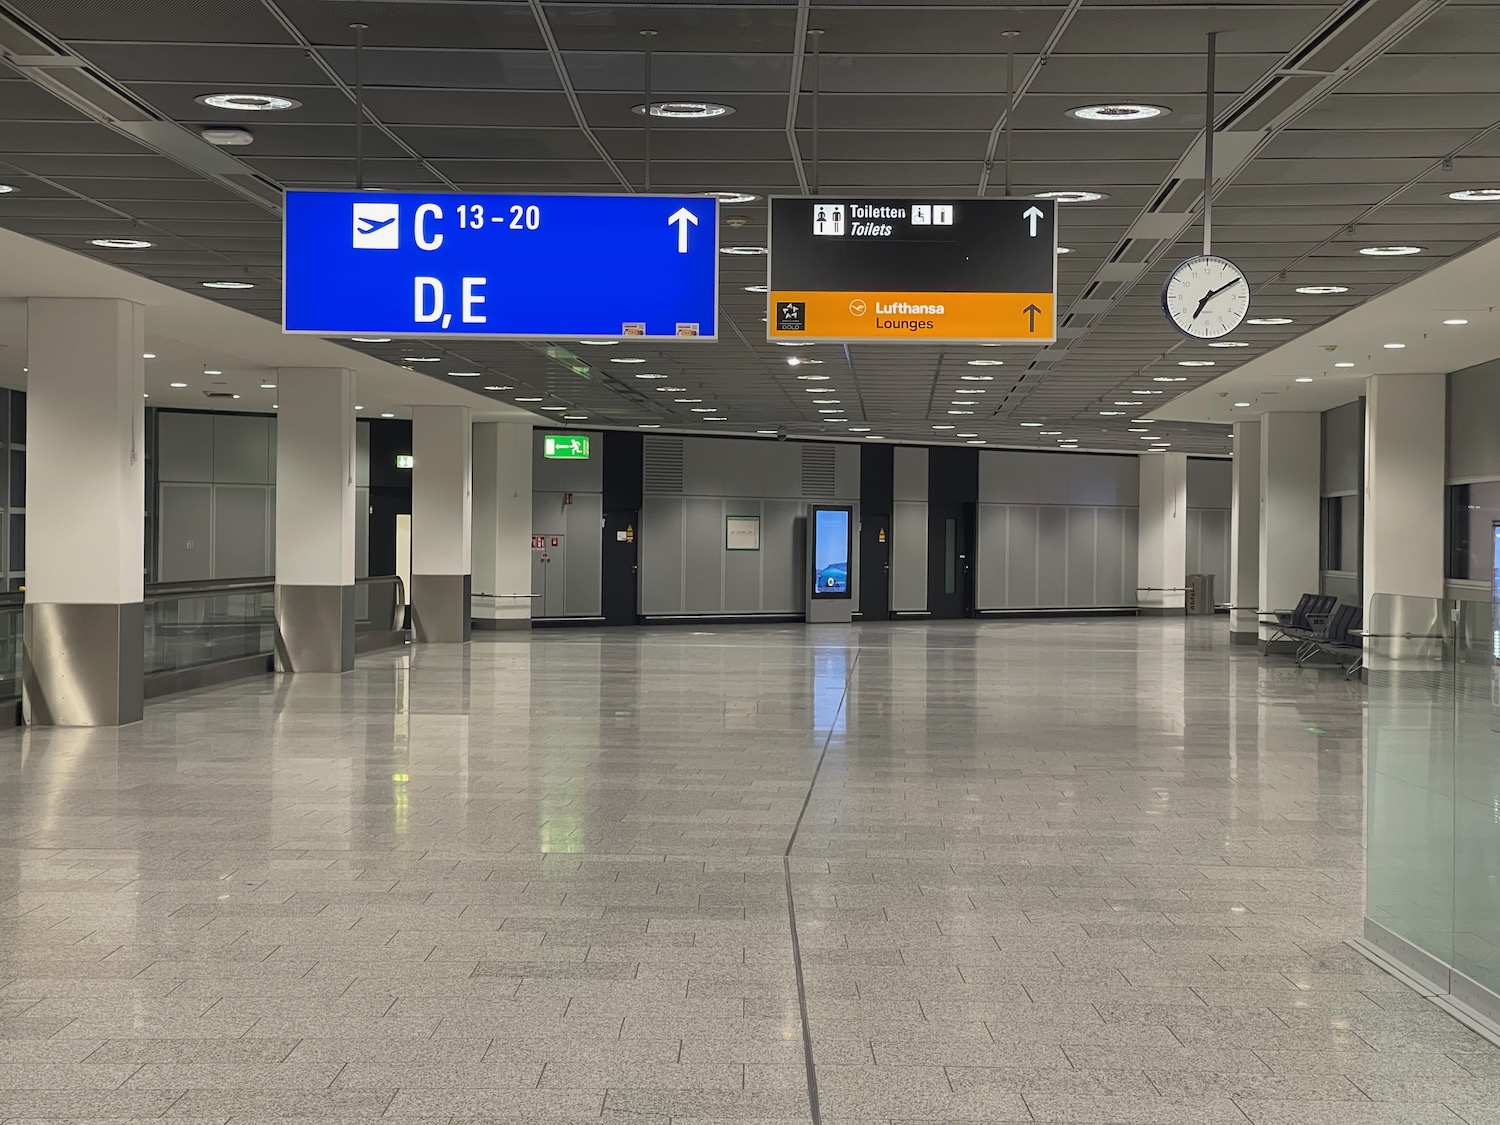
<box><xmin>643</xmin><ymin>435</ymin><xmax>684</xmax><ymax>493</ymax></box>
<box><xmin>801</xmin><ymin>444</ymin><xmax>836</xmax><ymax>498</ymax></box>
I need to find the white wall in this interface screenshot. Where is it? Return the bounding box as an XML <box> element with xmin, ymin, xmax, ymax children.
<box><xmin>472</xmin><ymin>421</ymin><xmax>533</xmax><ymax>625</ymax></box>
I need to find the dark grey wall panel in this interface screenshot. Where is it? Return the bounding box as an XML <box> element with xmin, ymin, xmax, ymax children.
<box><xmin>213</xmin><ymin>415</ymin><xmax>273</xmax><ymax>485</ymax></box>
<box><xmin>1096</xmin><ymin>506</ymin><xmax>1126</xmax><ymax>605</ymax></box>
<box><xmin>1322</xmin><ymin>401</ymin><xmax>1362</xmax><ymax>495</ymax></box>
<box><xmin>979</xmin><ymin>449</ymin><xmax>1139</xmax><ymax>506</ymax></box>
<box><xmin>640</xmin><ymin>497</ymin><xmax>684</xmax><ymax>615</ymax></box>
<box><xmin>564</xmin><ymin>492</ymin><xmax>602</xmax><ymax>617</ymax></box>
<box><xmin>1037</xmin><ymin>506</ymin><xmax>1069</xmax><ymax>606</ymax></box>
<box><xmin>157</xmin><ymin>412</ymin><xmax>214</xmax><ymax>482</ymax></box>
<box><xmin>723</xmin><ymin>500</ymin><xmax>762</xmax><ymax>613</ymax></box>
<box><xmin>213</xmin><ymin>486</ymin><xmax>269</xmax><ymax>580</ymax></box>
<box><xmin>1187</xmin><ymin>458</ymin><xmax>1232</xmax><ymax>508</ymax></box>
<box><xmin>762</xmin><ymin>501</ymin><xmax>803</xmax><ymax>612</ymax></box>
<box><xmin>684</xmin><ymin>498</ymin><xmax>724</xmax><ymax>613</ymax></box>
<box><xmin>1450</xmin><ymin>360</ymin><xmax>1500</xmax><ymax>482</ymax></box>
<box><xmin>158</xmin><ymin>482</ymin><xmax>212</xmax><ymax>581</ymax></box>
<box><xmin>1066</xmin><ymin>508</ymin><xmax>1097</xmax><ymax>606</ymax></box>
<box><xmin>891</xmin><ymin>501</ymin><xmax>927</xmax><ymax>611</ymax></box>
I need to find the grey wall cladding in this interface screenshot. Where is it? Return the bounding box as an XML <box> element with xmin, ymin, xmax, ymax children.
<box><xmin>156</xmin><ymin>412</ymin><xmax>277</xmax><ymax>582</ymax></box>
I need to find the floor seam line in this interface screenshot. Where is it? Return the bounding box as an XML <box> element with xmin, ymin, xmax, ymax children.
<box><xmin>781</xmin><ymin>645</ymin><xmax>859</xmax><ymax>1125</ymax></box>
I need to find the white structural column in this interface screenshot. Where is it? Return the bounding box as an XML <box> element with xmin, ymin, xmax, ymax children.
<box><xmin>411</xmin><ymin>406</ymin><xmax>473</xmax><ymax>642</ymax></box>
<box><xmin>1364</xmin><ymin>373</ymin><xmax>1445</xmax><ymax>624</ymax></box>
<box><xmin>1258</xmin><ymin>412</ymin><xmax>1321</xmax><ymax>650</ymax></box>
<box><xmin>471</xmin><ymin>421</ymin><xmax>533</xmax><ymax>631</ymax></box>
<box><xmin>1137</xmin><ymin>451</ymin><xmax>1188</xmax><ymax>615</ymax></box>
<box><xmin>23</xmin><ymin>298</ymin><xmax>146</xmax><ymax>725</ymax></box>
<box><xmin>1229</xmin><ymin>420</ymin><xmax>1262</xmax><ymax>644</ymax></box>
<box><xmin>274</xmin><ymin>368</ymin><xmax>356</xmax><ymax>672</ymax></box>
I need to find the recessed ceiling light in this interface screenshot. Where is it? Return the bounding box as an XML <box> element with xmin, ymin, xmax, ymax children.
<box><xmin>0</xmin><ymin>185</ymin><xmax>15</xmax><ymax>195</ymax></box>
<box><xmin>787</xmin><ymin>357</ymin><xmax>824</xmax><ymax>366</ymax></box>
<box><xmin>1067</xmin><ymin>103</ymin><xmax>1169</xmax><ymax>122</ymax></box>
<box><xmin>203</xmin><ymin>369</ymin><xmax>222</xmax><ymax>375</ymax></box>
<box><xmin>1295</xmin><ymin>377</ymin><xmax>1314</xmax><ymax>383</ymax></box>
<box><xmin>564</xmin><ymin>414</ymin><xmax>589</xmax><ymax>420</ymax></box>
<box><xmin>142</xmin><ymin>352</ymin><xmax>156</xmax><ymax>359</ymax></box>
<box><xmin>611</xmin><ymin>357</ymin><xmax>646</xmax><ymax>363</ymax></box>
<box><xmin>1139</xmin><ymin>434</ymin><xmax>1162</xmax><ymax>439</ymax></box>
<box><xmin>449</xmin><ymin>371</ymin><xmax>481</xmax><ymax>377</ymax></box>
<box><xmin>1248</xmin><ymin>317</ymin><xmax>1294</xmax><ymax>325</ymax></box>
<box><xmin>967</xmin><ymin>359</ymin><xmax>1004</xmax><ymax>366</ymax></box>
<box><xmin>1128</xmin><ymin>427</ymin><xmax>1149</xmax><ymax>432</ymax></box>
<box><xmin>948</xmin><ymin>409</ymin><xmax>974</xmax><ymax>415</ymax></box>
<box><xmin>196</xmin><ymin>93</ymin><xmax>301</xmax><ymax>112</ymax></box>
<box><xmin>272</xmin><ymin>404</ymin><xmax>278</xmax><ymax>409</ymax></box>
<box><xmin>1295</xmin><ymin>285</ymin><xmax>1348</xmax><ymax>294</ymax></box>
<box><xmin>169</xmin><ymin>381</ymin><xmax>188</xmax><ymax>389</ymax></box>
<box><xmin>778</xmin><ymin>341</ymin><xmax>815</xmax><ymax>347</ymax></box>
<box><xmin>864</xmin><ymin>435</ymin><xmax>886</xmax><ymax>440</ymax></box>
<box><xmin>675</xmin><ymin>398</ymin><xmax>702</xmax><ymax>403</ymax></box>
<box><xmin>690</xmin><ymin>407</ymin><xmax>717</xmax><ymax>413</ymax></box>
<box><xmin>813</xmin><ymin>399</ymin><xmax>841</xmax><ymax>404</ymax></box>
<box><xmin>1178</xmin><ymin>360</ymin><xmax>1214</xmax><ymax>367</ymax></box>
<box><xmin>640</xmin><ymin>423</ymin><xmax>661</xmax><ymax>429</ymax></box>
<box><xmin>797</xmin><ymin>373</ymin><xmax>830</xmax><ymax>381</ymax></box>
<box><xmin>1383</xmin><ymin>342</ymin><xmax>1406</xmax><ymax>349</ymax></box>
<box><xmin>1032</xmin><ymin>190</ymin><xmax>1107</xmax><ymax>203</ymax></box>
<box><xmin>1153</xmin><ymin>376</ymin><xmax>1187</xmax><ymax>382</ymax></box>
<box><xmin>959</xmin><ymin>388</ymin><xmax>986</xmax><ymax>394</ymax></box>
<box><xmin>143</xmin><ymin>393</ymin><xmax>149</xmax><ymax>399</ymax></box>
<box><xmin>352</xmin><ymin>336</ymin><xmax>390</xmax><ymax>342</ymax></box>
<box><xmin>966</xmin><ymin>439</ymin><xmax>987</xmax><ymax>445</ymax></box>
<box><xmin>960</xmin><ymin>374</ymin><xmax>995</xmax><ymax>381</ymax></box>
<box><xmin>721</xmin><ymin>246</ymin><xmax>767</xmax><ymax>255</ymax></box>
<box><xmin>932</xmin><ymin>424</ymin><xmax>955</xmax><ymax>430</ymax></box>
<box><xmin>957</xmin><ymin>433</ymin><xmax>978</xmax><ymax>438</ymax></box>
<box><xmin>744</xmin><ymin>284</ymin><xmax>769</xmax><ymax>293</ymax></box>
<box><xmin>354</xmin><ymin>404</ymin><xmax>364</xmax><ymax>411</ymax></box>
<box><xmin>1208</xmin><ymin>341</ymin><xmax>1249</xmax><ymax>348</ymax></box>
<box><xmin>704</xmin><ymin>191</ymin><xmax>760</xmax><ymax>204</ymax></box>
<box><xmin>635</xmin><ymin>373</ymin><xmax>666</xmax><ymax>379</ymax></box>
<box><xmin>1233</xmin><ymin>402</ymin><xmax>1250</xmax><ymax>408</ymax></box>
<box><xmin>817</xmin><ymin>409</ymin><xmax>841</xmax><ymax>414</ymax></box>
<box><xmin>516</xmin><ymin>396</ymin><xmax>543</xmax><ymax>402</ymax></box>
<box><xmin>577</xmin><ymin>339</ymin><xmax>617</xmax><ymax>346</ymax></box>
<box><xmin>380</xmin><ymin>412</ymin><xmax>396</xmax><ymax>418</ymax></box>
<box><xmin>1444</xmin><ymin>318</ymin><xmax>1469</xmax><ymax>325</ymax></box>
<box><xmin>659</xmin><ymin>386</ymin><xmax>686</xmax><ymax>392</ymax></box>
<box><xmin>404</xmin><ymin>356</ymin><xmax>441</xmax><ymax>363</ymax></box>
<box><xmin>1039</xmin><ymin>430</ymin><xmax>1061</xmax><ymax>436</ymax></box>
<box><xmin>1114</xmin><ymin>401</ymin><xmax>1142</xmax><ymax>406</ymax></box>
<box><xmin>1099</xmin><ymin>410</ymin><xmax>1125</xmax><ymax>416</ymax></box>
<box><xmin>1360</xmin><ymin>245</ymin><xmax>1423</xmax><ymax>256</ymax></box>
<box><xmin>1019</xmin><ymin>422</ymin><xmax>1043</xmax><ymax>427</ymax></box>
<box><xmin>202</xmin><ymin>280</ymin><xmax>254</xmax><ymax>289</ymax></box>
<box><xmin>201</xmin><ymin>127</ymin><xmax>254</xmax><ymax>146</ymax></box>
<box><xmin>1056</xmin><ymin>246</ymin><xmax>1073</xmax><ymax>254</ymax></box>
<box><xmin>259</xmin><ymin>382</ymin><xmax>276</xmax><ymax>389</ymax></box>
<box><xmin>484</xmin><ymin>385</ymin><xmax>512</xmax><ymax>391</ymax></box>
<box><xmin>632</xmin><ymin>101</ymin><xmax>734</xmax><ymax>119</ymax></box>
<box><xmin>1334</xmin><ymin>362</ymin><xmax>1355</xmax><ymax>368</ymax></box>
<box><xmin>850</xmin><ymin>426</ymin><xmax>872</xmax><ymax>432</ymax></box>
<box><xmin>90</xmin><ymin>237</ymin><xmax>152</xmax><ymax>249</ymax></box>
<box><xmin>541</xmin><ymin>405</ymin><xmax>566</xmax><ymax>411</ymax></box>
<box><xmin>757</xmin><ymin>429</ymin><xmax>779</xmax><ymax>435</ymax></box>
<box><xmin>1449</xmin><ymin>189</ymin><xmax>1500</xmax><ymax>202</ymax></box>
<box><xmin>825</xmin><ymin>418</ymin><xmax>847</xmax><ymax>423</ymax></box>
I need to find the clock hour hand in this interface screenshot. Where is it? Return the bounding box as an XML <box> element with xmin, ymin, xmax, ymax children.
<box><xmin>1191</xmin><ymin>276</ymin><xmax>1242</xmax><ymax>320</ymax></box>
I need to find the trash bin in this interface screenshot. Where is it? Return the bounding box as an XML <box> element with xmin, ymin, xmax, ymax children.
<box><xmin>1186</xmin><ymin>573</ymin><xmax>1215</xmax><ymax>616</ymax></box>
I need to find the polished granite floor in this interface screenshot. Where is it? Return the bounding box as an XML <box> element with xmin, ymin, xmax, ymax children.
<box><xmin>0</xmin><ymin>617</ymin><xmax>1493</xmax><ymax>1125</ymax></box>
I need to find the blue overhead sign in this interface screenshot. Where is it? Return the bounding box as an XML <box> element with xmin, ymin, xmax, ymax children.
<box><xmin>282</xmin><ymin>190</ymin><xmax>719</xmax><ymax>341</ymax></box>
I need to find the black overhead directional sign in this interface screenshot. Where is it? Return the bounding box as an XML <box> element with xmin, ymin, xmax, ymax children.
<box><xmin>767</xmin><ymin>197</ymin><xmax>1057</xmax><ymax>343</ymax></box>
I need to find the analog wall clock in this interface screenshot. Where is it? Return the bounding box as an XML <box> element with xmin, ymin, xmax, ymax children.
<box><xmin>1163</xmin><ymin>254</ymin><xmax>1249</xmax><ymax>339</ymax></box>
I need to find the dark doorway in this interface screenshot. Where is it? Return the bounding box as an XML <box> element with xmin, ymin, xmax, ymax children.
<box><xmin>859</xmin><ymin>514</ymin><xmax>891</xmax><ymax>621</ymax></box>
<box><xmin>927</xmin><ymin>501</ymin><xmax>976</xmax><ymax>619</ymax></box>
<box><xmin>601</xmin><ymin>509</ymin><xmax>639</xmax><ymax>626</ymax></box>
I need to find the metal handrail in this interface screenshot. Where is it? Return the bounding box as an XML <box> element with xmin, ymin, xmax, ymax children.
<box><xmin>145</xmin><ymin>577</ymin><xmax>274</xmax><ymax>601</ymax></box>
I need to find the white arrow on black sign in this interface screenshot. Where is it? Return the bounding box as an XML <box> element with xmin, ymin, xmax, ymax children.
<box><xmin>1023</xmin><ymin>206</ymin><xmax>1044</xmax><ymax>237</ymax></box>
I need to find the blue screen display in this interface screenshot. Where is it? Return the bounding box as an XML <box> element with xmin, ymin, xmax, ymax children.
<box><xmin>813</xmin><ymin>508</ymin><xmax>851</xmax><ymax>599</ymax></box>
<box><xmin>283</xmin><ymin>190</ymin><xmax>718</xmax><ymax>340</ymax></box>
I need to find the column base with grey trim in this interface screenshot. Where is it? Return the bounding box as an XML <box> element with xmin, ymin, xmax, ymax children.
<box><xmin>275</xmin><ymin>584</ymin><xmax>355</xmax><ymax>672</ymax></box>
<box><xmin>1139</xmin><ymin>605</ymin><xmax>1186</xmax><ymax>618</ymax></box>
<box><xmin>23</xmin><ymin>602</ymin><xmax>144</xmax><ymax>726</ymax></box>
<box><xmin>1230</xmin><ymin>630</ymin><xmax>1258</xmax><ymax>646</ymax></box>
<box><xmin>411</xmin><ymin>574</ymin><xmax>472</xmax><ymax>643</ymax></box>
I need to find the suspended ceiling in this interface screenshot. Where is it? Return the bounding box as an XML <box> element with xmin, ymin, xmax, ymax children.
<box><xmin>1</xmin><ymin>0</ymin><xmax>1499</xmax><ymax>453</ymax></box>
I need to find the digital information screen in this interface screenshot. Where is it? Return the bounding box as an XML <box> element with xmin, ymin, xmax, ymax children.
<box><xmin>768</xmin><ymin>196</ymin><xmax>1056</xmax><ymax>344</ymax></box>
<box><xmin>283</xmin><ymin>190</ymin><xmax>719</xmax><ymax>340</ymax></box>
<box><xmin>811</xmin><ymin>506</ymin><xmax>852</xmax><ymax>600</ymax></box>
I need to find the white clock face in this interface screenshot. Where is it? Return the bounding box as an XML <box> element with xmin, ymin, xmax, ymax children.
<box><xmin>1163</xmin><ymin>254</ymin><xmax>1250</xmax><ymax>339</ymax></box>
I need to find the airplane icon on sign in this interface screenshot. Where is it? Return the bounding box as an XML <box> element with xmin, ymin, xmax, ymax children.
<box><xmin>356</xmin><ymin>216</ymin><xmax>396</xmax><ymax>236</ymax></box>
<box><xmin>351</xmin><ymin>202</ymin><xmax>401</xmax><ymax>249</ymax></box>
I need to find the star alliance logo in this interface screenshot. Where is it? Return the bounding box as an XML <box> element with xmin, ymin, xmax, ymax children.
<box><xmin>777</xmin><ymin>301</ymin><xmax>806</xmax><ymax>332</ymax></box>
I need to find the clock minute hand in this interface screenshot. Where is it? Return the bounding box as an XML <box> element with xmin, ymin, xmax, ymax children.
<box><xmin>1192</xmin><ymin>276</ymin><xmax>1242</xmax><ymax>320</ymax></box>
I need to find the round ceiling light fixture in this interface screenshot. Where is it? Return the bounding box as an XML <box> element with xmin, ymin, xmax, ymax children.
<box><xmin>1449</xmin><ymin>189</ymin><xmax>1500</xmax><ymax>202</ymax></box>
<box><xmin>721</xmin><ymin>245</ymin><xmax>768</xmax><ymax>256</ymax></box>
<box><xmin>1177</xmin><ymin>360</ymin><xmax>1214</xmax><ymax>367</ymax></box>
<box><xmin>1019</xmin><ymin>421</ymin><xmax>1043</xmax><ymax>427</ymax></box>
<box><xmin>744</xmin><ymin>284</ymin><xmax>769</xmax><ymax>293</ymax></box>
<box><xmin>202</xmin><ymin>280</ymin><xmax>255</xmax><ymax>289</ymax></box>
<box><xmin>201</xmin><ymin>127</ymin><xmax>254</xmax><ymax>146</ymax></box>
<box><xmin>1153</xmin><ymin>376</ymin><xmax>1188</xmax><ymax>382</ymax></box>
<box><xmin>1248</xmin><ymin>317</ymin><xmax>1294</xmax><ymax>325</ymax></box>
<box><xmin>1295</xmin><ymin>285</ymin><xmax>1348</xmax><ymax>294</ymax></box>
<box><xmin>611</xmin><ymin>357</ymin><xmax>647</xmax><ymax>363</ymax></box>
<box><xmin>577</xmin><ymin>339</ymin><xmax>617</xmax><ymax>346</ymax></box>
<box><xmin>1295</xmin><ymin>377</ymin><xmax>1314</xmax><ymax>383</ymax></box>
<box><xmin>1032</xmin><ymin>189</ymin><xmax>1107</xmax><ymax>203</ymax></box>
<box><xmin>1208</xmin><ymin>341</ymin><xmax>1249</xmax><ymax>348</ymax></box>
<box><xmin>1444</xmin><ymin>318</ymin><xmax>1469</xmax><ymax>325</ymax></box>
<box><xmin>90</xmin><ymin>237</ymin><xmax>153</xmax><ymax>249</ymax></box>
<box><xmin>1359</xmin><ymin>245</ymin><xmax>1423</xmax><ymax>256</ymax></box>
<box><xmin>1067</xmin><ymin>103</ymin><xmax>1169</xmax><ymax>122</ymax></box>
<box><xmin>1383</xmin><ymin>342</ymin><xmax>1406</xmax><ymax>349</ymax></box>
<box><xmin>632</xmin><ymin>101</ymin><xmax>734</xmax><ymax>119</ymax></box>
<box><xmin>960</xmin><ymin>374</ymin><xmax>995</xmax><ymax>381</ymax></box>
<box><xmin>1233</xmin><ymin>402</ymin><xmax>1250</xmax><ymax>408</ymax></box>
<box><xmin>1056</xmin><ymin>246</ymin><xmax>1073</xmax><ymax>254</ymax></box>
<box><xmin>351</xmin><ymin>336</ymin><xmax>390</xmax><ymax>342</ymax></box>
<box><xmin>169</xmin><ymin>381</ymin><xmax>188</xmax><ymax>389</ymax></box>
<box><xmin>1334</xmin><ymin>362</ymin><xmax>1355</xmax><ymax>368</ymax></box>
<box><xmin>195</xmin><ymin>93</ymin><xmax>301</xmax><ymax>112</ymax></box>
<box><xmin>640</xmin><ymin>423</ymin><xmax>662</xmax><ymax>430</ymax></box>
<box><xmin>404</xmin><ymin>357</ymin><xmax>441</xmax><ymax>363</ymax></box>
<box><xmin>0</xmin><ymin>184</ymin><xmax>15</xmax><ymax>195</ymax></box>
<box><xmin>967</xmin><ymin>359</ymin><xmax>1004</xmax><ymax>366</ymax></box>
<box><xmin>704</xmin><ymin>191</ymin><xmax>759</xmax><ymax>204</ymax></box>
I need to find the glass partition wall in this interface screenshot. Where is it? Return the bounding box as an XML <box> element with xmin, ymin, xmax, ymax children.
<box><xmin>1363</xmin><ymin>591</ymin><xmax>1500</xmax><ymax>1036</ymax></box>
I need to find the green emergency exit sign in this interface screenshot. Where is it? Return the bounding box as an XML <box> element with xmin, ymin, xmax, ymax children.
<box><xmin>544</xmin><ymin>434</ymin><xmax>590</xmax><ymax>459</ymax></box>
